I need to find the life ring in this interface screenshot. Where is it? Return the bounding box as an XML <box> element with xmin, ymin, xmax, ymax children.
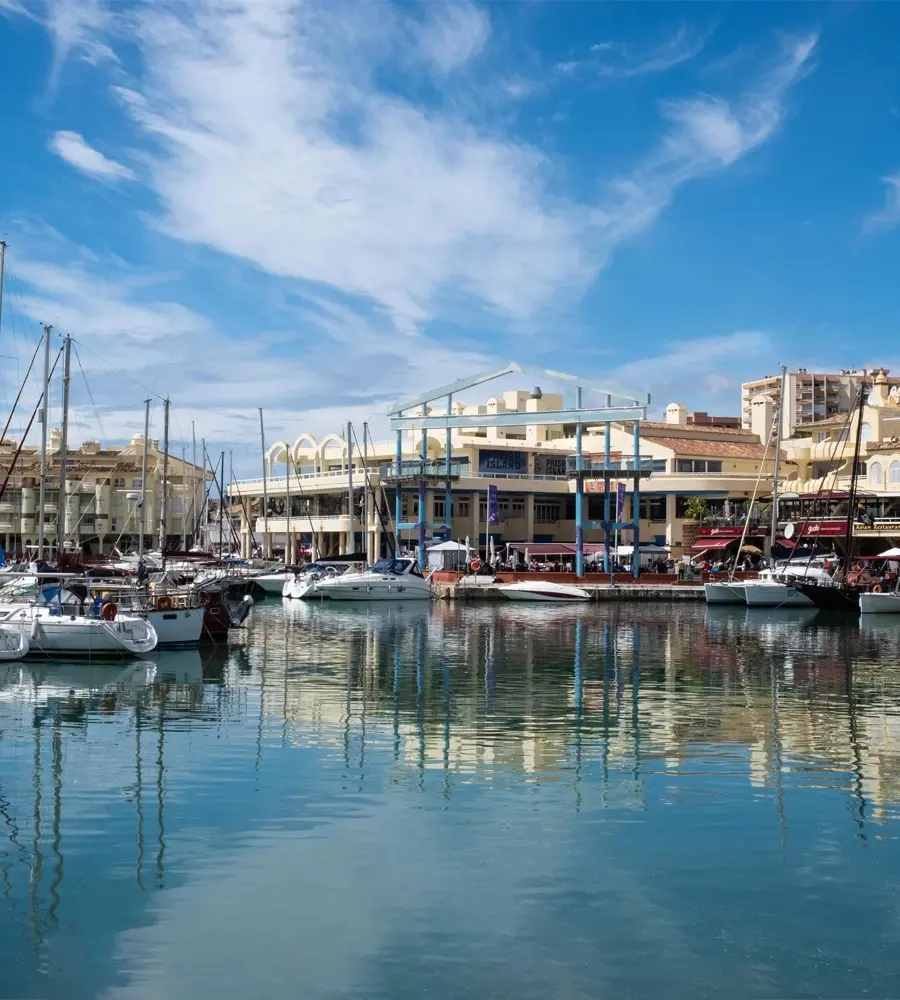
<box><xmin>872</xmin><ymin>584</ymin><xmax>883</xmax><ymax>593</ymax></box>
<box><xmin>100</xmin><ymin>602</ymin><xmax>118</xmax><ymax>621</ymax></box>
<box><xmin>471</xmin><ymin>558</ymin><xmax>482</xmax><ymax>572</ymax></box>
<box><xmin>156</xmin><ymin>596</ymin><xmax>174</xmax><ymax>611</ymax></box>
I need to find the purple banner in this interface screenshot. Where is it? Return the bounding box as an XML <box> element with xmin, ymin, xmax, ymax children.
<box><xmin>487</xmin><ymin>485</ymin><xmax>500</xmax><ymax>525</ymax></box>
<box><xmin>616</xmin><ymin>482</ymin><xmax>626</xmax><ymax>521</ymax></box>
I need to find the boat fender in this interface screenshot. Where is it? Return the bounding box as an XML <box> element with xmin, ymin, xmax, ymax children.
<box><xmin>101</xmin><ymin>602</ymin><xmax>118</xmax><ymax>621</ymax></box>
<box><xmin>156</xmin><ymin>596</ymin><xmax>174</xmax><ymax>611</ymax></box>
<box><xmin>872</xmin><ymin>584</ymin><xmax>883</xmax><ymax>593</ymax></box>
<box><xmin>30</xmin><ymin>616</ymin><xmax>40</xmax><ymax>641</ymax></box>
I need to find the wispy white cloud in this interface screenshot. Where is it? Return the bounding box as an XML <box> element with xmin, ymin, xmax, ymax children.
<box><xmin>592</xmin><ymin>34</ymin><xmax>818</xmax><ymax>251</ymax></box>
<box><xmin>604</xmin><ymin>332</ymin><xmax>771</xmax><ymax>413</ymax></box>
<box><xmin>862</xmin><ymin>173</ymin><xmax>900</xmax><ymax>235</ymax></box>
<box><xmin>412</xmin><ymin>2</ymin><xmax>490</xmax><ymax>74</ymax></box>
<box><xmin>49</xmin><ymin>130</ymin><xmax>134</xmax><ymax>181</ymax></box>
<box><xmin>561</xmin><ymin>27</ymin><xmax>707</xmax><ymax>80</ymax></box>
<box><xmin>44</xmin><ymin>0</ymin><xmax>113</xmax><ymax>90</ymax></box>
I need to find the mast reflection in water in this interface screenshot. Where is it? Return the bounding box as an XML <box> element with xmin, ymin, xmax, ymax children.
<box><xmin>2</xmin><ymin>602</ymin><xmax>900</xmax><ymax>999</ymax></box>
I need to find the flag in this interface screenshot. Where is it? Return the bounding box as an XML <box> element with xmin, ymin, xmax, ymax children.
<box><xmin>487</xmin><ymin>485</ymin><xmax>500</xmax><ymax>525</ymax></box>
<box><xmin>616</xmin><ymin>482</ymin><xmax>626</xmax><ymax>522</ymax></box>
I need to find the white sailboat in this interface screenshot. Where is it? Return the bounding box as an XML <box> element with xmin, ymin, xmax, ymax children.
<box><xmin>1</xmin><ymin>605</ymin><xmax>157</xmax><ymax>657</ymax></box>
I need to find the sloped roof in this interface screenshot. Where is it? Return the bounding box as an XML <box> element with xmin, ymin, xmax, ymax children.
<box><xmin>642</xmin><ymin>436</ymin><xmax>778</xmax><ymax>460</ymax></box>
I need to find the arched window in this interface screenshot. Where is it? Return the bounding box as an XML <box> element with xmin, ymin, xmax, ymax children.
<box><xmin>869</xmin><ymin>461</ymin><xmax>884</xmax><ymax>486</ymax></box>
<box><xmin>861</xmin><ymin>422</ymin><xmax>873</xmax><ymax>443</ymax></box>
<box><xmin>890</xmin><ymin>461</ymin><xmax>900</xmax><ymax>484</ymax></box>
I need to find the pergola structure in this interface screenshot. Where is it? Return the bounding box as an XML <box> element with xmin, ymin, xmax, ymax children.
<box><xmin>385</xmin><ymin>362</ymin><xmax>651</xmax><ymax>578</ymax></box>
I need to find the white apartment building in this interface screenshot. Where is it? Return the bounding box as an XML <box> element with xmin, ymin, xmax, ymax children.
<box><xmin>742</xmin><ymin>368</ymin><xmax>900</xmax><ymax>436</ymax></box>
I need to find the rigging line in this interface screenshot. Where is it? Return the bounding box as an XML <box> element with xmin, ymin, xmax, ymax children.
<box><xmin>71</xmin><ymin>344</ymin><xmax>107</xmax><ymax>443</ymax></box>
<box><xmin>68</xmin><ymin>336</ymin><xmax>166</xmax><ymax>403</ymax></box>
<box><xmin>0</xmin><ymin>338</ymin><xmax>42</xmax><ymax>447</ymax></box>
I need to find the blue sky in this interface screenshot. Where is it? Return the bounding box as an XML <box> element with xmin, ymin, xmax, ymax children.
<box><xmin>0</xmin><ymin>1</ymin><xmax>899</xmax><ymax>467</ymax></box>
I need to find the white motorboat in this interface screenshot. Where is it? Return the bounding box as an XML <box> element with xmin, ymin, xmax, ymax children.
<box><xmin>1</xmin><ymin>606</ymin><xmax>158</xmax><ymax>657</ymax></box>
<box><xmin>860</xmin><ymin>590</ymin><xmax>900</xmax><ymax>614</ymax></box>
<box><xmin>253</xmin><ymin>571</ymin><xmax>292</xmax><ymax>595</ymax></box>
<box><xmin>282</xmin><ymin>561</ymin><xmax>363</xmax><ymax>599</ymax></box>
<box><xmin>704</xmin><ymin>581</ymin><xmax>746</xmax><ymax>604</ymax></box>
<box><xmin>314</xmin><ymin>558</ymin><xmax>432</xmax><ymax>602</ymax></box>
<box><xmin>742</xmin><ymin>566</ymin><xmax>833</xmax><ymax>608</ymax></box>
<box><xmin>496</xmin><ymin>580</ymin><xmax>590</xmax><ymax>602</ymax></box>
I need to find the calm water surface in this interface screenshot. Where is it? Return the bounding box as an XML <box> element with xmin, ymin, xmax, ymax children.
<box><xmin>2</xmin><ymin>600</ymin><xmax>900</xmax><ymax>999</ymax></box>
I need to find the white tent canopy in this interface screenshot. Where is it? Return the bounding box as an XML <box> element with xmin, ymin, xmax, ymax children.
<box><xmin>428</xmin><ymin>540</ymin><xmax>468</xmax><ymax>552</ymax></box>
<box><xmin>878</xmin><ymin>547</ymin><xmax>900</xmax><ymax>558</ymax></box>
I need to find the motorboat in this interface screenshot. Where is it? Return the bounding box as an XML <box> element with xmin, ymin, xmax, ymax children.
<box><xmin>251</xmin><ymin>566</ymin><xmax>294</xmax><ymax>595</ymax></box>
<box><xmin>313</xmin><ymin>558</ymin><xmax>432</xmax><ymax>602</ymax></box>
<box><xmin>282</xmin><ymin>559</ymin><xmax>364</xmax><ymax>599</ymax></box>
<box><xmin>496</xmin><ymin>580</ymin><xmax>590</xmax><ymax>602</ymax></box>
<box><xmin>1</xmin><ymin>605</ymin><xmax>158</xmax><ymax>657</ymax></box>
<box><xmin>704</xmin><ymin>581</ymin><xmax>746</xmax><ymax>604</ymax></box>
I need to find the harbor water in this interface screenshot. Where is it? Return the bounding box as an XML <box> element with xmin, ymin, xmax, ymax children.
<box><xmin>3</xmin><ymin>601</ymin><xmax>900</xmax><ymax>999</ymax></box>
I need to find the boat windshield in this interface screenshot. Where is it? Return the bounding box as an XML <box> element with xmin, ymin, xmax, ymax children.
<box><xmin>371</xmin><ymin>558</ymin><xmax>410</xmax><ymax>575</ymax></box>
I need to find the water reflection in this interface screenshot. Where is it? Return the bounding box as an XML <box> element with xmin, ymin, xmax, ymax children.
<box><xmin>1</xmin><ymin>604</ymin><xmax>900</xmax><ymax>998</ymax></box>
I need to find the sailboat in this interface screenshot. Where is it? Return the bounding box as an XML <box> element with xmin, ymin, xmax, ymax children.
<box><xmin>793</xmin><ymin>384</ymin><xmax>870</xmax><ymax>612</ymax></box>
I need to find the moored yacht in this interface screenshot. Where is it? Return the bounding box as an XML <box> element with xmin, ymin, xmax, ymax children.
<box><xmin>742</xmin><ymin>565</ymin><xmax>833</xmax><ymax>608</ymax></box>
<box><xmin>496</xmin><ymin>580</ymin><xmax>590</xmax><ymax>602</ymax></box>
<box><xmin>313</xmin><ymin>558</ymin><xmax>432</xmax><ymax>602</ymax></box>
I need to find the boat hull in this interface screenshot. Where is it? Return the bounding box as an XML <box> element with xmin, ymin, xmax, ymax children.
<box><xmin>704</xmin><ymin>582</ymin><xmax>746</xmax><ymax>604</ymax></box>
<box><xmin>2</xmin><ymin>609</ymin><xmax>158</xmax><ymax>657</ymax></box>
<box><xmin>252</xmin><ymin>573</ymin><xmax>290</xmax><ymax>595</ymax></box>
<box><xmin>497</xmin><ymin>582</ymin><xmax>589</xmax><ymax>602</ymax></box>
<box><xmin>143</xmin><ymin>607</ymin><xmax>204</xmax><ymax>648</ymax></box>
<box><xmin>316</xmin><ymin>578</ymin><xmax>431</xmax><ymax>601</ymax></box>
<box><xmin>859</xmin><ymin>592</ymin><xmax>900</xmax><ymax>614</ymax></box>
<box><xmin>792</xmin><ymin>583</ymin><xmax>861</xmax><ymax>612</ymax></box>
<box><xmin>742</xmin><ymin>583</ymin><xmax>814</xmax><ymax>608</ymax></box>
<box><xmin>0</xmin><ymin>626</ymin><xmax>28</xmax><ymax>661</ymax></box>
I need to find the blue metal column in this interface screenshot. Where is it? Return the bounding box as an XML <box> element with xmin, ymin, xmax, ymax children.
<box><xmin>604</xmin><ymin>393</ymin><xmax>612</xmax><ymax>573</ymax></box>
<box><xmin>445</xmin><ymin>393</ymin><xmax>453</xmax><ymax>541</ymax></box>
<box><xmin>395</xmin><ymin>423</ymin><xmax>402</xmax><ymax>558</ymax></box>
<box><xmin>418</xmin><ymin>425</ymin><xmax>427</xmax><ymax>571</ymax></box>
<box><xmin>575</xmin><ymin>386</ymin><xmax>584</xmax><ymax>578</ymax></box>
<box><xmin>632</xmin><ymin>418</ymin><xmax>641</xmax><ymax>578</ymax></box>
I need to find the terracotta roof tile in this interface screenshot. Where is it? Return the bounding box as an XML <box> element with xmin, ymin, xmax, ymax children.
<box><xmin>642</xmin><ymin>436</ymin><xmax>779</xmax><ymax>460</ymax></box>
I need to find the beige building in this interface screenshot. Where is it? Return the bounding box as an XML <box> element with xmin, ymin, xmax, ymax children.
<box><xmin>0</xmin><ymin>430</ymin><xmax>209</xmax><ymax>556</ymax></box>
<box><xmin>229</xmin><ymin>391</ymin><xmax>778</xmax><ymax>562</ymax></box>
<box><xmin>742</xmin><ymin>367</ymin><xmax>900</xmax><ymax>435</ymax></box>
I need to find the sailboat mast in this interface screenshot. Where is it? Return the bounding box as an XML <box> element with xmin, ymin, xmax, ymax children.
<box><xmin>180</xmin><ymin>445</ymin><xmax>187</xmax><ymax>552</ymax></box>
<box><xmin>218</xmin><ymin>450</ymin><xmax>225</xmax><ymax>560</ymax></box>
<box><xmin>259</xmin><ymin>408</ymin><xmax>268</xmax><ymax>559</ymax></box>
<box><xmin>158</xmin><ymin>398</ymin><xmax>170</xmax><ymax>564</ymax></box>
<box><xmin>0</xmin><ymin>241</ymin><xmax>7</xmax><ymax>338</ymax></box>
<box><xmin>57</xmin><ymin>336</ymin><xmax>71</xmax><ymax>553</ymax></box>
<box><xmin>770</xmin><ymin>364</ymin><xmax>786</xmax><ymax>553</ymax></box>
<box><xmin>347</xmin><ymin>420</ymin><xmax>354</xmax><ymax>556</ymax></box>
<box><xmin>37</xmin><ymin>324</ymin><xmax>52</xmax><ymax>561</ymax></box>
<box><xmin>138</xmin><ymin>399</ymin><xmax>150</xmax><ymax>561</ymax></box>
<box><xmin>841</xmin><ymin>383</ymin><xmax>868</xmax><ymax>577</ymax></box>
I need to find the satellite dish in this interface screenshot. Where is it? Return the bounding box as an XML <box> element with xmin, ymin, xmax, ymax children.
<box><xmin>784</xmin><ymin>522</ymin><xmax>795</xmax><ymax>539</ymax></box>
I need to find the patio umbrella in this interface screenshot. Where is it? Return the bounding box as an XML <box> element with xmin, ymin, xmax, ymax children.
<box><xmin>464</xmin><ymin>535</ymin><xmax>471</xmax><ymax>563</ymax></box>
<box><xmin>741</xmin><ymin>544</ymin><xmax>763</xmax><ymax>555</ymax></box>
<box><xmin>524</xmin><ymin>547</ymin><xmax>530</xmax><ymax>567</ymax></box>
<box><xmin>489</xmin><ymin>535</ymin><xmax>495</xmax><ymax>562</ymax></box>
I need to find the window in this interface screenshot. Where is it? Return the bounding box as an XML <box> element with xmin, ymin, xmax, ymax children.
<box><xmin>650</xmin><ymin>459</ymin><xmax>668</xmax><ymax>474</ymax></box>
<box><xmin>816</xmin><ymin>432</ymin><xmax>828</xmax><ymax>443</ymax></box>
<box><xmin>454</xmin><ymin>498</ymin><xmax>470</xmax><ymax>518</ymax></box>
<box><xmin>675</xmin><ymin>460</ymin><xmax>723</xmax><ymax>474</ymax></box>
<box><xmin>132</xmin><ymin>478</ymin><xmax>143</xmax><ymax>488</ymax></box>
<box><xmin>890</xmin><ymin>461</ymin><xmax>900</xmax><ymax>484</ymax></box>
<box><xmin>113</xmin><ymin>478</ymin><xmax>125</xmax><ymax>488</ymax></box>
<box><xmin>433</xmin><ymin>497</ymin><xmax>446</xmax><ymax>520</ymax></box>
<box><xmin>639</xmin><ymin>497</ymin><xmax>667</xmax><ymax>521</ymax></box>
<box><xmin>861</xmin><ymin>422</ymin><xmax>873</xmax><ymax>443</ymax></box>
<box><xmin>534</xmin><ymin>502</ymin><xmax>560</xmax><ymax>524</ymax></box>
<box><xmin>869</xmin><ymin>461</ymin><xmax>884</xmax><ymax>486</ymax></box>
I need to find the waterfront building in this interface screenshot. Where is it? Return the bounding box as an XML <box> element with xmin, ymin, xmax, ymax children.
<box><xmin>229</xmin><ymin>390</ymin><xmax>779</xmax><ymax>565</ymax></box>
<box><xmin>742</xmin><ymin>366</ymin><xmax>900</xmax><ymax>435</ymax></box>
<box><xmin>0</xmin><ymin>430</ymin><xmax>210</xmax><ymax>555</ymax></box>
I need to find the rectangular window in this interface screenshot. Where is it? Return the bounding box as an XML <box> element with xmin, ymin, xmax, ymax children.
<box><xmin>132</xmin><ymin>478</ymin><xmax>143</xmax><ymax>488</ymax></box>
<box><xmin>651</xmin><ymin>459</ymin><xmax>668</xmax><ymax>474</ymax></box>
<box><xmin>639</xmin><ymin>497</ymin><xmax>667</xmax><ymax>521</ymax></box>
<box><xmin>535</xmin><ymin>502</ymin><xmax>560</xmax><ymax>524</ymax></box>
<box><xmin>454</xmin><ymin>498</ymin><xmax>470</xmax><ymax>518</ymax></box>
<box><xmin>433</xmin><ymin>497</ymin><xmax>446</xmax><ymax>520</ymax></box>
<box><xmin>675</xmin><ymin>460</ymin><xmax>723</xmax><ymax>474</ymax></box>
<box><xmin>113</xmin><ymin>478</ymin><xmax>125</xmax><ymax>488</ymax></box>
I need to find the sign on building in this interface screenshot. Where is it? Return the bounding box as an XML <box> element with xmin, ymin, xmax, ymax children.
<box><xmin>478</xmin><ymin>450</ymin><xmax>527</xmax><ymax>474</ymax></box>
<box><xmin>533</xmin><ymin>454</ymin><xmax>569</xmax><ymax>477</ymax></box>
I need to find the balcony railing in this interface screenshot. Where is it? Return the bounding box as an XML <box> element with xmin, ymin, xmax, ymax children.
<box><xmin>567</xmin><ymin>456</ymin><xmax>657</xmax><ymax>474</ymax></box>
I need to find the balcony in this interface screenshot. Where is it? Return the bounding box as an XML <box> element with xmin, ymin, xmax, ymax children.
<box><xmin>257</xmin><ymin>515</ymin><xmax>355</xmax><ymax>534</ymax></box>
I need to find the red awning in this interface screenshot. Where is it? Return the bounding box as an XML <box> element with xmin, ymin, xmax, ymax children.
<box><xmin>690</xmin><ymin>538</ymin><xmax>736</xmax><ymax>552</ymax></box>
